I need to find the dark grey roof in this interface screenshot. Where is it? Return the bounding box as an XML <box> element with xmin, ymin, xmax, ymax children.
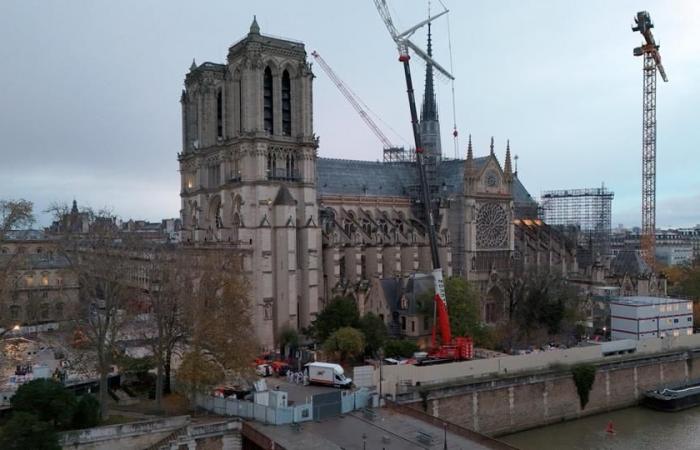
<box><xmin>379</xmin><ymin>273</ymin><xmax>434</xmax><ymax>315</ymax></box>
<box><xmin>611</xmin><ymin>248</ymin><xmax>652</xmax><ymax>277</ymax></box>
<box><xmin>0</xmin><ymin>253</ymin><xmax>71</xmax><ymax>270</ymax></box>
<box><xmin>317</xmin><ymin>157</ymin><xmax>537</xmax><ymax>207</ymax></box>
<box><xmin>317</xmin><ymin>158</ymin><xmax>417</xmax><ymax>197</ymax></box>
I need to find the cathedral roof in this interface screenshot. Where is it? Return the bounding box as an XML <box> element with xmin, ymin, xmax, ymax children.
<box><xmin>611</xmin><ymin>248</ymin><xmax>652</xmax><ymax>277</ymax></box>
<box><xmin>317</xmin><ymin>157</ymin><xmax>537</xmax><ymax>207</ymax></box>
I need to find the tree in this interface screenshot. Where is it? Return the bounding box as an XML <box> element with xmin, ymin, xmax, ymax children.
<box><xmin>358</xmin><ymin>312</ymin><xmax>388</xmax><ymax>356</ymax></box>
<box><xmin>0</xmin><ymin>199</ymin><xmax>34</xmax><ymax>240</ymax></box>
<box><xmin>175</xmin><ymin>251</ymin><xmax>257</xmax><ymax>406</ymax></box>
<box><xmin>308</xmin><ymin>296</ymin><xmax>359</xmax><ymax>342</ymax></box>
<box><xmin>176</xmin><ymin>350</ymin><xmax>225</xmax><ymax>405</ymax></box>
<box><xmin>278</xmin><ymin>327</ymin><xmax>300</xmax><ymax>359</ymax></box>
<box><xmin>72</xmin><ymin>394</ymin><xmax>100</xmax><ymax>429</ymax></box>
<box><xmin>382</xmin><ymin>339</ymin><xmax>419</xmax><ymax>358</ymax></box>
<box><xmin>0</xmin><ymin>198</ymin><xmax>35</xmax><ymax>335</ymax></box>
<box><xmin>323</xmin><ymin>327</ymin><xmax>365</xmax><ymax>362</ymax></box>
<box><xmin>10</xmin><ymin>379</ymin><xmax>76</xmax><ymax>429</ymax></box>
<box><xmin>507</xmin><ymin>270</ymin><xmax>583</xmax><ymax>345</ymax></box>
<box><xmin>45</xmin><ymin>203</ymin><xmax>132</xmax><ymax>420</ymax></box>
<box><xmin>0</xmin><ymin>412</ymin><xmax>60</xmax><ymax>450</ymax></box>
<box><xmin>443</xmin><ymin>277</ymin><xmax>483</xmax><ymax>339</ymax></box>
<box><xmin>141</xmin><ymin>246</ymin><xmax>188</xmax><ymax>411</ymax></box>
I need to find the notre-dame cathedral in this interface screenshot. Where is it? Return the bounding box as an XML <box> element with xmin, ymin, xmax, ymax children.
<box><xmin>178</xmin><ymin>18</ymin><xmax>576</xmax><ymax>349</ymax></box>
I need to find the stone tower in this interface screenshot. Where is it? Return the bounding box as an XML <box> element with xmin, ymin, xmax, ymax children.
<box><xmin>178</xmin><ymin>17</ymin><xmax>320</xmax><ymax>349</ymax></box>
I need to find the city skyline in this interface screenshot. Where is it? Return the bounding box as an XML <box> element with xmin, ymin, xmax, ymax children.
<box><xmin>0</xmin><ymin>0</ymin><xmax>698</xmax><ymax>228</ymax></box>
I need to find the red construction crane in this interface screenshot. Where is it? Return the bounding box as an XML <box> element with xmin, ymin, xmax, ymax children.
<box><xmin>373</xmin><ymin>0</ymin><xmax>472</xmax><ymax>363</ymax></box>
<box><xmin>311</xmin><ymin>50</ymin><xmax>395</xmax><ymax>150</ymax></box>
<box><xmin>632</xmin><ymin>11</ymin><xmax>668</xmax><ymax>269</ymax></box>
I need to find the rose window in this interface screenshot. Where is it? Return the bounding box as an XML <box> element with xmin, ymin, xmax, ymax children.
<box><xmin>476</xmin><ymin>203</ymin><xmax>508</xmax><ymax>248</ymax></box>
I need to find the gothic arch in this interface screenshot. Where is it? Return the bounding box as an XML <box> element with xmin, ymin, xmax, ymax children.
<box><xmin>484</xmin><ymin>286</ymin><xmax>504</xmax><ymax>324</ymax></box>
<box><xmin>208</xmin><ymin>195</ymin><xmax>223</xmax><ymax>229</ymax></box>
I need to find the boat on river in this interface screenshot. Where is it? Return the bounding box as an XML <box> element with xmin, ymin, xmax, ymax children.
<box><xmin>643</xmin><ymin>381</ymin><xmax>700</xmax><ymax>412</ymax></box>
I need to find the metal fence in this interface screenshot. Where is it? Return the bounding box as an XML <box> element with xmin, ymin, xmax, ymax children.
<box><xmin>195</xmin><ymin>388</ymin><xmax>372</xmax><ymax>425</ymax></box>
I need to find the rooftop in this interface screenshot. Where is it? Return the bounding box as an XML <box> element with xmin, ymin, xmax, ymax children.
<box><xmin>612</xmin><ymin>296</ymin><xmax>691</xmax><ymax>306</ymax></box>
<box><xmin>246</xmin><ymin>407</ymin><xmax>502</xmax><ymax>450</ymax></box>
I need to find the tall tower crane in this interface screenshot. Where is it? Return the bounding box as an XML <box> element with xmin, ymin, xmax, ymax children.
<box><xmin>373</xmin><ymin>0</ymin><xmax>472</xmax><ymax>362</ymax></box>
<box><xmin>632</xmin><ymin>11</ymin><xmax>668</xmax><ymax>269</ymax></box>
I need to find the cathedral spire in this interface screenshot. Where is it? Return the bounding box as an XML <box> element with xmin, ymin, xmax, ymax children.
<box><xmin>490</xmin><ymin>136</ymin><xmax>495</xmax><ymax>156</ymax></box>
<box><xmin>189</xmin><ymin>58</ymin><xmax>197</xmax><ymax>72</ymax></box>
<box><xmin>420</xmin><ymin>22</ymin><xmax>437</xmax><ymax>122</ymax></box>
<box><xmin>467</xmin><ymin>134</ymin><xmax>473</xmax><ymax>162</ymax></box>
<box><xmin>249</xmin><ymin>15</ymin><xmax>260</xmax><ymax>35</ymax></box>
<box><xmin>504</xmin><ymin>139</ymin><xmax>513</xmax><ymax>179</ymax></box>
<box><xmin>464</xmin><ymin>134</ymin><xmax>474</xmax><ymax>179</ymax></box>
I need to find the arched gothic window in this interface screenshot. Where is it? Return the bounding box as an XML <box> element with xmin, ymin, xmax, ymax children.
<box><xmin>263</xmin><ymin>67</ymin><xmax>273</xmax><ymax>134</ymax></box>
<box><xmin>282</xmin><ymin>70</ymin><xmax>291</xmax><ymax>135</ymax></box>
<box><xmin>216</xmin><ymin>89</ymin><xmax>223</xmax><ymax>138</ymax></box>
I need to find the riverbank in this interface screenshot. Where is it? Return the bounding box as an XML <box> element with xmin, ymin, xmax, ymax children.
<box><xmin>500</xmin><ymin>405</ymin><xmax>700</xmax><ymax>449</ymax></box>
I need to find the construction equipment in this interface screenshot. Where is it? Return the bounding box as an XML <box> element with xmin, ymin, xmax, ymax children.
<box><xmin>373</xmin><ymin>0</ymin><xmax>472</xmax><ymax>362</ymax></box>
<box><xmin>310</xmin><ymin>50</ymin><xmax>409</xmax><ymax>161</ymax></box>
<box><xmin>632</xmin><ymin>11</ymin><xmax>668</xmax><ymax>268</ymax></box>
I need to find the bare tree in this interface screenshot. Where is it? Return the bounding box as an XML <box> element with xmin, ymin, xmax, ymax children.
<box><xmin>142</xmin><ymin>245</ymin><xmax>187</xmax><ymax>412</ymax></box>
<box><xmin>0</xmin><ymin>199</ymin><xmax>35</xmax><ymax>336</ymax></box>
<box><xmin>0</xmin><ymin>199</ymin><xmax>34</xmax><ymax>240</ymax></box>
<box><xmin>46</xmin><ymin>202</ymin><xmax>130</xmax><ymax>419</ymax></box>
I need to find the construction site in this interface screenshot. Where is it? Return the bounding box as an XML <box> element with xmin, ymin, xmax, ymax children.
<box><xmin>1</xmin><ymin>2</ymin><xmax>690</xmax><ymax>449</ymax></box>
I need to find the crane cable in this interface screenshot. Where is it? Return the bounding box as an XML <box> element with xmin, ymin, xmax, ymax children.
<box><xmin>439</xmin><ymin>0</ymin><xmax>459</xmax><ymax>159</ymax></box>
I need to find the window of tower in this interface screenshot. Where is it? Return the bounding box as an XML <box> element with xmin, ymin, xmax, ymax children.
<box><xmin>282</xmin><ymin>70</ymin><xmax>291</xmax><ymax>135</ymax></box>
<box><xmin>216</xmin><ymin>89</ymin><xmax>223</xmax><ymax>139</ymax></box>
<box><xmin>264</xmin><ymin>67</ymin><xmax>273</xmax><ymax>134</ymax></box>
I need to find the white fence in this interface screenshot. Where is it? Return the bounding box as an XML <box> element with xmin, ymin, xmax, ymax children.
<box><xmin>195</xmin><ymin>388</ymin><xmax>371</xmax><ymax>425</ymax></box>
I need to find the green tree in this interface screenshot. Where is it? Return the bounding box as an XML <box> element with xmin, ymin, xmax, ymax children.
<box><xmin>11</xmin><ymin>379</ymin><xmax>76</xmax><ymax>429</ymax></box>
<box><xmin>323</xmin><ymin>327</ymin><xmax>365</xmax><ymax>362</ymax></box>
<box><xmin>358</xmin><ymin>312</ymin><xmax>388</xmax><ymax>356</ymax></box>
<box><xmin>72</xmin><ymin>395</ymin><xmax>100</xmax><ymax>429</ymax></box>
<box><xmin>278</xmin><ymin>327</ymin><xmax>300</xmax><ymax>359</ymax></box>
<box><xmin>383</xmin><ymin>339</ymin><xmax>419</xmax><ymax>358</ymax></box>
<box><xmin>308</xmin><ymin>296</ymin><xmax>359</xmax><ymax>342</ymax></box>
<box><xmin>443</xmin><ymin>277</ymin><xmax>482</xmax><ymax>339</ymax></box>
<box><xmin>0</xmin><ymin>412</ymin><xmax>60</xmax><ymax>450</ymax></box>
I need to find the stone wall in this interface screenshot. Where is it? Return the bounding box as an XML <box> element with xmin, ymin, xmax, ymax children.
<box><xmin>401</xmin><ymin>350</ymin><xmax>700</xmax><ymax>436</ymax></box>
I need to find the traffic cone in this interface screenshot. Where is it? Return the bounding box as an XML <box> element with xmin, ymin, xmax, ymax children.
<box><xmin>605</xmin><ymin>421</ymin><xmax>615</xmax><ymax>434</ymax></box>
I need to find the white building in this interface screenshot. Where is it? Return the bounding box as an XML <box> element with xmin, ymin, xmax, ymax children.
<box><xmin>611</xmin><ymin>296</ymin><xmax>694</xmax><ymax>340</ymax></box>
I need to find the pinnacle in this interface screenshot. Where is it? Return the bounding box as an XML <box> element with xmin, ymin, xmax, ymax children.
<box><xmin>250</xmin><ymin>15</ymin><xmax>260</xmax><ymax>35</ymax></box>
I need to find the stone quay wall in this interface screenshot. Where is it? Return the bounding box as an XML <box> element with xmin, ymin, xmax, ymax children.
<box><xmin>398</xmin><ymin>349</ymin><xmax>700</xmax><ymax>436</ymax></box>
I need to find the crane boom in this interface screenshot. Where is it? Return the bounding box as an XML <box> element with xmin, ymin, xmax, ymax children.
<box><xmin>311</xmin><ymin>51</ymin><xmax>394</xmax><ymax>149</ymax></box>
<box><xmin>632</xmin><ymin>11</ymin><xmax>668</xmax><ymax>269</ymax></box>
<box><xmin>373</xmin><ymin>0</ymin><xmax>462</xmax><ymax>355</ymax></box>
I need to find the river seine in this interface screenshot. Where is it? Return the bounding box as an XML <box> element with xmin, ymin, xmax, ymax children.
<box><xmin>500</xmin><ymin>406</ymin><xmax>700</xmax><ymax>449</ymax></box>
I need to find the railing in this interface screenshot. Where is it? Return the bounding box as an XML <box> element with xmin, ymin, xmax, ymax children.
<box><xmin>472</xmin><ymin>251</ymin><xmax>513</xmax><ymax>272</ymax></box>
<box><xmin>267</xmin><ymin>168</ymin><xmax>301</xmax><ymax>182</ymax></box>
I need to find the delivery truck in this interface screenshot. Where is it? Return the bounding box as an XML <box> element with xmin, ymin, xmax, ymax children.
<box><xmin>304</xmin><ymin>362</ymin><xmax>352</xmax><ymax>388</ymax></box>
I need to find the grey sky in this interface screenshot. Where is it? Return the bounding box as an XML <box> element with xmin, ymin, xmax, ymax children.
<box><xmin>0</xmin><ymin>1</ymin><xmax>697</xmax><ymax>228</ymax></box>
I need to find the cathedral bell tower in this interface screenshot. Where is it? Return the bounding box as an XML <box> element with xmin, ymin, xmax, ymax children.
<box><xmin>178</xmin><ymin>17</ymin><xmax>321</xmax><ymax>350</ymax></box>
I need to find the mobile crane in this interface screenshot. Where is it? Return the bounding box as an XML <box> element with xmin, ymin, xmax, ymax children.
<box><xmin>373</xmin><ymin>0</ymin><xmax>473</xmax><ymax>363</ymax></box>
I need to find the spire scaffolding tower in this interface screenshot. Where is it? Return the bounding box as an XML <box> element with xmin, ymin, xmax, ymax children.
<box><xmin>632</xmin><ymin>11</ymin><xmax>668</xmax><ymax>268</ymax></box>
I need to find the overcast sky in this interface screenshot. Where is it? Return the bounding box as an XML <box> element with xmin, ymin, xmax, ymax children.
<box><xmin>0</xmin><ymin>1</ymin><xmax>697</xmax><ymax>228</ymax></box>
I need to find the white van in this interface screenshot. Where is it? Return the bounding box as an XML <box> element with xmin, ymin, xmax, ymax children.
<box><xmin>304</xmin><ymin>362</ymin><xmax>352</xmax><ymax>388</ymax></box>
